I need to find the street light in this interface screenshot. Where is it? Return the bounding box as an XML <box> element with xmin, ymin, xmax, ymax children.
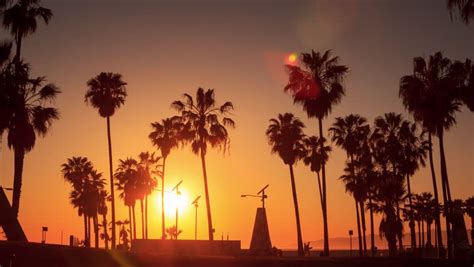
<box><xmin>241</xmin><ymin>184</ymin><xmax>269</xmax><ymax>208</ymax></box>
<box><xmin>171</xmin><ymin>180</ymin><xmax>183</xmax><ymax>239</ymax></box>
<box><xmin>191</xmin><ymin>195</ymin><xmax>201</xmax><ymax>240</ymax></box>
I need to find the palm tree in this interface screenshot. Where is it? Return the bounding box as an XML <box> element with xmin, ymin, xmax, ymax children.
<box><xmin>0</xmin><ymin>41</ymin><xmax>13</xmax><ymax>178</ymax></box>
<box><xmin>329</xmin><ymin>114</ymin><xmax>370</xmax><ymax>256</ymax></box>
<box><xmin>166</xmin><ymin>225</ymin><xmax>182</xmax><ymax>240</ymax></box>
<box><xmin>266</xmin><ymin>113</ymin><xmax>306</xmax><ymax>256</ymax></box>
<box><xmin>115</xmin><ymin>158</ymin><xmax>138</xmax><ymax>240</ymax></box>
<box><xmin>137</xmin><ymin>151</ymin><xmax>159</xmax><ymax>239</ymax></box>
<box><xmin>3</xmin><ymin>61</ymin><xmax>59</xmax><ymax>217</ymax></box>
<box><xmin>400</xmin><ymin>52</ymin><xmax>464</xmax><ymax>258</ymax></box>
<box><xmin>61</xmin><ymin>157</ymin><xmax>93</xmax><ymax>247</ymax></box>
<box><xmin>97</xmin><ymin>189</ymin><xmax>109</xmax><ymax>249</ymax></box>
<box><xmin>172</xmin><ymin>88</ymin><xmax>235</xmax><ymax>241</ymax></box>
<box><xmin>302</xmin><ymin>136</ymin><xmax>331</xmax><ymax>215</ymax></box>
<box><xmin>2</xmin><ymin>0</ymin><xmax>52</xmax><ymax>62</ymax></box>
<box><xmin>399</xmin><ymin>121</ymin><xmax>428</xmax><ymax>249</ymax></box>
<box><xmin>464</xmin><ymin>196</ymin><xmax>474</xmax><ymax>248</ymax></box>
<box><xmin>285</xmin><ymin>50</ymin><xmax>348</xmax><ymax>256</ymax></box>
<box><xmin>85</xmin><ymin>72</ymin><xmax>127</xmax><ymax>248</ymax></box>
<box><xmin>447</xmin><ymin>0</ymin><xmax>473</xmax><ymax>24</ymax></box>
<box><xmin>371</xmin><ymin>113</ymin><xmax>409</xmax><ymax>255</ymax></box>
<box><xmin>148</xmin><ymin>116</ymin><xmax>182</xmax><ymax>239</ymax></box>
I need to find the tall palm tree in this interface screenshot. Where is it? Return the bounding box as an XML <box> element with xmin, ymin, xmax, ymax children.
<box><xmin>400</xmin><ymin>52</ymin><xmax>463</xmax><ymax>258</ymax></box>
<box><xmin>85</xmin><ymin>72</ymin><xmax>127</xmax><ymax>248</ymax></box>
<box><xmin>329</xmin><ymin>114</ymin><xmax>370</xmax><ymax>256</ymax></box>
<box><xmin>61</xmin><ymin>156</ymin><xmax>93</xmax><ymax>247</ymax></box>
<box><xmin>115</xmin><ymin>158</ymin><xmax>138</xmax><ymax>240</ymax></box>
<box><xmin>371</xmin><ymin>113</ymin><xmax>409</xmax><ymax>255</ymax></box>
<box><xmin>2</xmin><ymin>0</ymin><xmax>52</xmax><ymax>62</ymax></box>
<box><xmin>464</xmin><ymin>196</ymin><xmax>474</xmax><ymax>248</ymax></box>
<box><xmin>148</xmin><ymin>116</ymin><xmax>182</xmax><ymax>239</ymax></box>
<box><xmin>3</xmin><ymin>61</ymin><xmax>59</xmax><ymax>216</ymax></box>
<box><xmin>285</xmin><ymin>50</ymin><xmax>348</xmax><ymax>256</ymax></box>
<box><xmin>302</xmin><ymin>136</ymin><xmax>331</xmax><ymax>213</ymax></box>
<box><xmin>339</xmin><ymin>160</ymin><xmax>366</xmax><ymax>257</ymax></box>
<box><xmin>172</xmin><ymin>88</ymin><xmax>235</xmax><ymax>241</ymax></box>
<box><xmin>447</xmin><ymin>0</ymin><xmax>473</xmax><ymax>24</ymax></box>
<box><xmin>266</xmin><ymin>113</ymin><xmax>306</xmax><ymax>256</ymax></box>
<box><xmin>137</xmin><ymin>151</ymin><xmax>159</xmax><ymax>239</ymax></box>
<box><xmin>399</xmin><ymin>121</ymin><xmax>428</xmax><ymax>249</ymax></box>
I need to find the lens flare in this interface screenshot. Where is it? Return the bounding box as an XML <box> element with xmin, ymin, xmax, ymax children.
<box><xmin>288</xmin><ymin>53</ymin><xmax>297</xmax><ymax>63</ymax></box>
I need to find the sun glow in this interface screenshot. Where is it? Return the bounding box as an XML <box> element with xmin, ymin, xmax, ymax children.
<box><xmin>155</xmin><ymin>188</ymin><xmax>190</xmax><ymax>216</ymax></box>
<box><xmin>286</xmin><ymin>52</ymin><xmax>298</xmax><ymax>65</ymax></box>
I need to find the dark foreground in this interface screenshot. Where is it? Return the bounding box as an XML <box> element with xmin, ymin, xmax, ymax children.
<box><xmin>0</xmin><ymin>242</ymin><xmax>472</xmax><ymax>267</ymax></box>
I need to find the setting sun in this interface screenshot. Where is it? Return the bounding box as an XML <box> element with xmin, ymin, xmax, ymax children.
<box><xmin>156</xmin><ymin>188</ymin><xmax>190</xmax><ymax>217</ymax></box>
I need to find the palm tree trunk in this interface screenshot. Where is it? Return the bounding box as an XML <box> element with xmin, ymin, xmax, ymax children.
<box><xmin>316</xmin><ymin>172</ymin><xmax>323</xmax><ymax>211</ymax></box>
<box><xmin>11</xmin><ymin>147</ymin><xmax>25</xmax><ymax>217</ymax></box>
<box><xmin>289</xmin><ymin>164</ymin><xmax>304</xmax><ymax>256</ymax></box>
<box><xmin>200</xmin><ymin>151</ymin><xmax>214</xmax><ymax>241</ymax></box>
<box><xmin>140</xmin><ymin>199</ymin><xmax>145</xmax><ymax>239</ymax></box>
<box><xmin>368</xmin><ymin>193</ymin><xmax>375</xmax><ymax>256</ymax></box>
<box><xmin>406</xmin><ymin>174</ymin><xmax>417</xmax><ymax>249</ymax></box>
<box><xmin>355</xmin><ymin>198</ymin><xmax>363</xmax><ymax>257</ymax></box>
<box><xmin>396</xmin><ymin>204</ymin><xmax>403</xmax><ymax>251</ymax></box>
<box><xmin>428</xmin><ymin>132</ymin><xmax>443</xmax><ymax>257</ymax></box>
<box><xmin>422</xmin><ymin>220</ymin><xmax>425</xmax><ymax>249</ymax></box>
<box><xmin>93</xmin><ymin>215</ymin><xmax>99</xmax><ymax>248</ymax></box>
<box><xmin>427</xmin><ymin>222</ymin><xmax>432</xmax><ymax>247</ymax></box>
<box><xmin>132</xmin><ymin>204</ymin><xmax>137</xmax><ymax>240</ymax></box>
<box><xmin>15</xmin><ymin>33</ymin><xmax>22</xmax><ymax>63</ymax></box>
<box><xmin>161</xmin><ymin>156</ymin><xmax>166</xmax><ymax>239</ymax></box>
<box><xmin>318</xmin><ymin>118</ymin><xmax>329</xmax><ymax>256</ymax></box>
<box><xmin>84</xmin><ymin>215</ymin><xmax>88</xmax><ymax>247</ymax></box>
<box><xmin>418</xmin><ymin>220</ymin><xmax>422</xmax><ymax>248</ymax></box>
<box><xmin>106</xmin><ymin>116</ymin><xmax>117</xmax><ymax>249</ymax></box>
<box><xmin>102</xmin><ymin>213</ymin><xmax>109</xmax><ymax>249</ymax></box>
<box><xmin>359</xmin><ymin>201</ymin><xmax>367</xmax><ymax>256</ymax></box>
<box><xmin>145</xmin><ymin>195</ymin><xmax>148</xmax><ymax>239</ymax></box>
<box><xmin>437</xmin><ymin>127</ymin><xmax>452</xmax><ymax>259</ymax></box>
<box><xmin>88</xmin><ymin>216</ymin><xmax>92</xmax><ymax>247</ymax></box>
<box><xmin>128</xmin><ymin>206</ymin><xmax>132</xmax><ymax>241</ymax></box>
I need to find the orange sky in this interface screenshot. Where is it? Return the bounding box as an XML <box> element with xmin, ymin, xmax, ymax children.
<box><xmin>0</xmin><ymin>0</ymin><xmax>473</xmax><ymax>249</ymax></box>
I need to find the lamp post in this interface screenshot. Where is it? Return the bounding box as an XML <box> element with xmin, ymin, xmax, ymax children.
<box><xmin>192</xmin><ymin>196</ymin><xmax>201</xmax><ymax>240</ymax></box>
<box><xmin>240</xmin><ymin>184</ymin><xmax>269</xmax><ymax>208</ymax></box>
<box><xmin>171</xmin><ymin>180</ymin><xmax>183</xmax><ymax>239</ymax></box>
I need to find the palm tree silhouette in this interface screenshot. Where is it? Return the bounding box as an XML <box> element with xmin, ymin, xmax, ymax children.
<box><xmin>172</xmin><ymin>88</ymin><xmax>235</xmax><ymax>241</ymax></box>
<box><xmin>62</xmin><ymin>157</ymin><xmax>106</xmax><ymax>248</ymax></box>
<box><xmin>464</xmin><ymin>196</ymin><xmax>474</xmax><ymax>248</ymax></box>
<box><xmin>398</xmin><ymin>121</ymin><xmax>428</xmax><ymax>249</ymax></box>
<box><xmin>115</xmin><ymin>158</ymin><xmax>138</xmax><ymax>240</ymax></box>
<box><xmin>3</xmin><ymin>61</ymin><xmax>60</xmax><ymax>217</ymax></box>
<box><xmin>266</xmin><ymin>113</ymin><xmax>306</xmax><ymax>256</ymax></box>
<box><xmin>329</xmin><ymin>114</ymin><xmax>370</xmax><ymax>256</ymax></box>
<box><xmin>447</xmin><ymin>0</ymin><xmax>473</xmax><ymax>24</ymax></box>
<box><xmin>2</xmin><ymin>0</ymin><xmax>52</xmax><ymax>62</ymax></box>
<box><xmin>61</xmin><ymin>157</ymin><xmax>93</xmax><ymax>247</ymax></box>
<box><xmin>85</xmin><ymin>72</ymin><xmax>127</xmax><ymax>248</ymax></box>
<box><xmin>148</xmin><ymin>116</ymin><xmax>182</xmax><ymax>239</ymax></box>
<box><xmin>285</xmin><ymin>50</ymin><xmax>348</xmax><ymax>256</ymax></box>
<box><xmin>400</xmin><ymin>52</ymin><xmax>463</xmax><ymax>258</ymax></box>
<box><xmin>137</xmin><ymin>151</ymin><xmax>159</xmax><ymax>239</ymax></box>
<box><xmin>97</xmin><ymin>189</ymin><xmax>109</xmax><ymax>249</ymax></box>
<box><xmin>302</xmin><ymin>136</ymin><xmax>331</xmax><ymax>216</ymax></box>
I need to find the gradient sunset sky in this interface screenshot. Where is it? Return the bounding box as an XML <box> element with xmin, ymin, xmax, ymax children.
<box><xmin>0</xmin><ymin>0</ymin><xmax>473</xmax><ymax>249</ymax></box>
